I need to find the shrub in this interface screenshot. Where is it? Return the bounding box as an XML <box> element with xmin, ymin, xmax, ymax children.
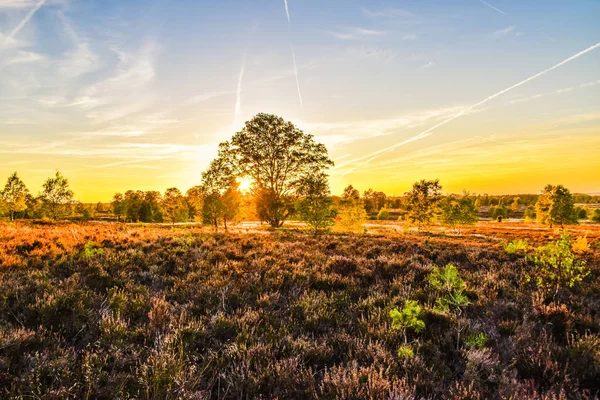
<box><xmin>397</xmin><ymin>345</ymin><xmax>415</xmax><ymax>359</ymax></box>
<box><xmin>377</xmin><ymin>208</ymin><xmax>390</xmax><ymax>220</ymax></box>
<box><xmin>530</xmin><ymin>232</ymin><xmax>589</xmax><ymax>301</ymax></box>
<box><xmin>389</xmin><ymin>300</ymin><xmax>425</xmax><ymax>344</ymax></box>
<box><xmin>465</xmin><ymin>332</ymin><xmax>488</xmax><ymax>349</ymax></box>
<box><xmin>505</xmin><ymin>239</ymin><xmax>528</xmax><ymax>255</ymax></box>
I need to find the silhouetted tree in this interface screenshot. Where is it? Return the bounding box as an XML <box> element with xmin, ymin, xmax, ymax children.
<box><xmin>215</xmin><ymin>113</ymin><xmax>333</xmax><ymax>227</ymax></box>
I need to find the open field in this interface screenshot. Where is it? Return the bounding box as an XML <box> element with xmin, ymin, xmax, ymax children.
<box><xmin>1</xmin><ymin>221</ymin><xmax>599</xmax><ymax>399</ymax></box>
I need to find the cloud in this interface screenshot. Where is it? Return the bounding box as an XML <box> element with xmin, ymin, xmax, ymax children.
<box><xmin>0</xmin><ymin>0</ymin><xmax>61</xmax><ymax>8</ymax></box>
<box><xmin>326</xmin><ymin>27</ymin><xmax>386</xmax><ymax>41</ymax></box>
<box><xmin>477</xmin><ymin>0</ymin><xmax>507</xmax><ymax>15</ymax></box>
<box><xmin>0</xmin><ymin>0</ymin><xmax>47</xmax><ymax>50</ymax></box>
<box><xmin>300</xmin><ymin>105</ymin><xmax>466</xmax><ymax>147</ymax></box>
<box><xmin>283</xmin><ymin>0</ymin><xmax>290</xmax><ymax>23</ymax></box>
<box><xmin>506</xmin><ymin>79</ymin><xmax>600</xmax><ymax>105</ymax></box>
<box><xmin>362</xmin><ymin>8</ymin><xmax>413</xmax><ymax>19</ymax></box>
<box><xmin>335</xmin><ymin>40</ymin><xmax>600</xmax><ymax>175</ymax></box>
<box><xmin>492</xmin><ymin>25</ymin><xmax>522</xmax><ymax>38</ymax></box>
<box><xmin>344</xmin><ymin>45</ymin><xmax>399</xmax><ymax>63</ymax></box>
<box><xmin>422</xmin><ymin>61</ymin><xmax>435</xmax><ymax>69</ymax></box>
<box><xmin>4</xmin><ymin>49</ymin><xmax>43</xmax><ymax>64</ymax></box>
<box><xmin>234</xmin><ymin>55</ymin><xmax>245</xmax><ymax>124</ymax></box>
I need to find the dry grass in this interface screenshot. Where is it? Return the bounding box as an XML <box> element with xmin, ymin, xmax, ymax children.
<box><xmin>0</xmin><ymin>221</ymin><xmax>599</xmax><ymax>399</ymax></box>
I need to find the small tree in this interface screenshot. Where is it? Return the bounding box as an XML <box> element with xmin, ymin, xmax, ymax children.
<box><xmin>296</xmin><ymin>172</ymin><xmax>335</xmax><ymax>236</ymax></box>
<box><xmin>202</xmin><ymin>158</ymin><xmax>240</xmax><ymax>231</ymax></box>
<box><xmin>123</xmin><ymin>190</ymin><xmax>144</xmax><ymax>222</ymax></box>
<box><xmin>429</xmin><ymin>264</ymin><xmax>470</xmax><ymax>349</ymax></box>
<box><xmin>162</xmin><ymin>188</ymin><xmax>188</xmax><ymax>223</ymax></box>
<box><xmin>530</xmin><ymin>232</ymin><xmax>589</xmax><ymax>301</ymax></box>
<box><xmin>341</xmin><ymin>185</ymin><xmax>360</xmax><ymax>203</ymax></box>
<box><xmin>336</xmin><ymin>196</ymin><xmax>367</xmax><ymax>233</ymax></box>
<box><xmin>536</xmin><ymin>184</ymin><xmax>577</xmax><ymax>227</ymax></box>
<box><xmin>440</xmin><ymin>192</ymin><xmax>478</xmax><ymax>233</ymax></box>
<box><xmin>405</xmin><ymin>179</ymin><xmax>442</xmax><ymax>230</ymax></box>
<box><xmin>186</xmin><ymin>186</ymin><xmax>204</xmax><ymax>222</ymax></box>
<box><xmin>390</xmin><ymin>300</ymin><xmax>425</xmax><ymax>345</ymax></box>
<box><xmin>1</xmin><ymin>172</ymin><xmax>29</xmax><ymax>221</ymax></box>
<box><xmin>111</xmin><ymin>193</ymin><xmax>125</xmax><ymax>222</ymax></box>
<box><xmin>40</xmin><ymin>171</ymin><xmax>74</xmax><ymax>220</ymax></box>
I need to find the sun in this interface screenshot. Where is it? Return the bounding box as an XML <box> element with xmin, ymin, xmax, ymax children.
<box><xmin>238</xmin><ymin>177</ymin><xmax>253</xmax><ymax>194</ymax></box>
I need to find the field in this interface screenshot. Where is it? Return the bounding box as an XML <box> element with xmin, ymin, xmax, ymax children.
<box><xmin>1</xmin><ymin>221</ymin><xmax>599</xmax><ymax>399</ymax></box>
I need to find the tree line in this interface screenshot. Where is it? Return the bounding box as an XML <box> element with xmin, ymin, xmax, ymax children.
<box><xmin>2</xmin><ymin>113</ymin><xmax>599</xmax><ymax>232</ymax></box>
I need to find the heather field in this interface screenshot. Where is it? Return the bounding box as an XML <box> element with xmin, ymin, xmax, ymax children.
<box><xmin>1</xmin><ymin>222</ymin><xmax>599</xmax><ymax>399</ymax></box>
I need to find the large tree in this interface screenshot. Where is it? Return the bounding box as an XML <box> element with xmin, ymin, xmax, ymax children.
<box><xmin>535</xmin><ymin>184</ymin><xmax>577</xmax><ymax>227</ymax></box>
<box><xmin>405</xmin><ymin>179</ymin><xmax>442</xmax><ymax>229</ymax></box>
<box><xmin>1</xmin><ymin>172</ymin><xmax>29</xmax><ymax>221</ymax></box>
<box><xmin>40</xmin><ymin>171</ymin><xmax>74</xmax><ymax>220</ymax></box>
<box><xmin>215</xmin><ymin>113</ymin><xmax>333</xmax><ymax>227</ymax></box>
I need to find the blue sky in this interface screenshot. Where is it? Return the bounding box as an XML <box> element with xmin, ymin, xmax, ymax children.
<box><xmin>1</xmin><ymin>0</ymin><xmax>599</xmax><ymax>201</ymax></box>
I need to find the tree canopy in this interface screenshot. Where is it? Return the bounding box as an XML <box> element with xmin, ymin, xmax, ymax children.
<box><xmin>215</xmin><ymin>113</ymin><xmax>333</xmax><ymax>227</ymax></box>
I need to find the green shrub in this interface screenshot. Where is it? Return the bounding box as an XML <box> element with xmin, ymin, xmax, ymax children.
<box><xmin>377</xmin><ymin>208</ymin><xmax>390</xmax><ymax>220</ymax></box>
<box><xmin>530</xmin><ymin>232</ymin><xmax>589</xmax><ymax>300</ymax></box>
<box><xmin>505</xmin><ymin>239</ymin><xmax>528</xmax><ymax>255</ymax></box>
<box><xmin>397</xmin><ymin>345</ymin><xmax>415</xmax><ymax>359</ymax></box>
<box><xmin>465</xmin><ymin>332</ymin><xmax>488</xmax><ymax>349</ymax></box>
<box><xmin>390</xmin><ymin>300</ymin><xmax>425</xmax><ymax>343</ymax></box>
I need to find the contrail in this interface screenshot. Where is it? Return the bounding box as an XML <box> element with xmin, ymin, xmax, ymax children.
<box><xmin>477</xmin><ymin>0</ymin><xmax>506</xmax><ymax>15</ymax></box>
<box><xmin>284</xmin><ymin>0</ymin><xmax>290</xmax><ymax>23</ymax></box>
<box><xmin>0</xmin><ymin>0</ymin><xmax>47</xmax><ymax>50</ymax></box>
<box><xmin>234</xmin><ymin>55</ymin><xmax>246</xmax><ymax>124</ymax></box>
<box><xmin>284</xmin><ymin>0</ymin><xmax>304</xmax><ymax>108</ymax></box>
<box><xmin>338</xmin><ymin>41</ymin><xmax>600</xmax><ymax>176</ymax></box>
<box><xmin>292</xmin><ymin>48</ymin><xmax>304</xmax><ymax>108</ymax></box>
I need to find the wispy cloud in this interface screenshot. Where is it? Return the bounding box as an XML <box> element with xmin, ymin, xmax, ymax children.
<box><xmin>291</xmin><ymin>48</ymin><xmax>303</xmax><ymax>108</ymax></box>
<box><xmin>234</xmin><ymin>55</ymin><xmax>246</xmax><ymax>124</ymax></box>
<box><xmin>422</xmin><ymin>61</ymin><xmax>435</xmax><ymax>69</ymax></box>
<box><xmin>477</xmin><ymin>0</ymin><xmax>507</xmax><ymax>15</ymax></box>
<box><xmin>344</xmin><ymin>45</ymin><xmax>399</xmax><ymax>63</ymax></box>
<box><xmin>0</xmin><ymin>0</ymin><xmax>46</xmax><ymax>50</ymax></box>
<box><xmin>283</xmin><ymin>0</ymin><xmax>290</xmax><ymax>24</ymax></box>
<box><xmin>362</xmin><ymin>8</ymin><xmax>413</xmax><ymax>19</ymax></box>
<box><xmin>492</xmin><ymin>25</ymin><xmax>515</xmax><ymax>37</ymax></box>
<box><xmin>506</xmin><ymin>79</ymin><xmax>600</xmax><ymax>105</ymax></box>
<box><xmin>326</xmin><ymin>27</ymin><xmax>386</xmax><ymax>41</ymax></box>
<box><xmin>336</xmin><ymin>41</ymin><xmax>600</xmax><ymax>175</ymax></box>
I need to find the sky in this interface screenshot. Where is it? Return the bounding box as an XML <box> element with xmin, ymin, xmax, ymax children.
<box><xmin>1</xmin><ymin>0</ymin><xmax>599</xmax><ymax>202</ymax></box>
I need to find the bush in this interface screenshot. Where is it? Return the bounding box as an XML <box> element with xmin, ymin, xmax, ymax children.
<box><xmin>377</xmin><ymin>208</ymin><xmax>390</xmax><ymax>220</ymax></box>
<box><xmin>505</xmin><ymin>239</ymin><xmax>528</xmax><ymax>255</ymax></box>
<box><xmin>530</xmin><ymin>232</ymin><xmax>589</xmax><ymax>301</ymax></box>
